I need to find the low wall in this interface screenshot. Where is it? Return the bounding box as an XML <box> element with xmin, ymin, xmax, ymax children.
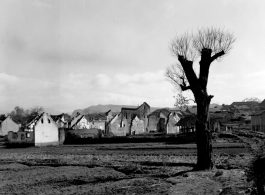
<box><xmin>35</xmin><ymin>141</ymin><xmax>59</xmax><ymax>147</ymax></box>
<box><xmin>64</xmin><ymin>133</ymin><xmax>196</xmax><ymax>145</ymax></box>
<box><xmin>7</xmin><ymin>131</ymin><xmax>34</xmax><ymax>146</ymax></box>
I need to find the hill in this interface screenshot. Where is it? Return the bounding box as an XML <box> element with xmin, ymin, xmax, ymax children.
<box><xmin>71</xmin><ymin>104</ymin><xmax>222</xmax><ymax>117</ymax></box>
<box><xmin>72</xmin><ymin>104</ymin><xmax>139</xmax><ymax>117</ymax></box>
<box><xmin>71</xmin><ymin>104</ymin><xmax>175</xmax><ymax>117</ymax></box>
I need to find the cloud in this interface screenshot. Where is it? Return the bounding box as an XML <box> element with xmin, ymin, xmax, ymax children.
<box><xmin>114</xmin><ymin>70</ymin><xmax>165</xmax><ymax>85</ymax></box>
<box><xmin>0</xmin><ymin>73</ymin><xmax>18</xmax><ymax>84</ymax></box>
<box><xmin>90</xmin><ymin>74</ymin><xmax>111</xmax><ymax>88</ymax></box>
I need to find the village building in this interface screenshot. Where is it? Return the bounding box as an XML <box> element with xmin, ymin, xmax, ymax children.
<box><xmin>120</xmin><ymin>102</ymin><xmax>150</xmax><ymax>135</ymax></box>
<box><xmin>106</xmin><ymin>113</ymin><xmax>127</xmax><ymax>136</ymax></box>
<box><xmin>167</xmin><ymin>112</ymin><xmax>181</xmax><ymax>134</ymax></box>
<box><xmin>69</xmin><ymin>114</ymin><xmax>92</xmax><ymax>129</ymax></box>
<box><xmin>131</xmin><ymin>116</ymin><xmax>145</xmax><ymax>135</ymax></box>
<box><xmin>176</xmin><ymin>114</ymin><xmax>197</xmax><ymax>134</ymax></box>
<box><xmin>8</xmin><ymin>112</ymin><xmax>59</xmax><ymax>146</ymax></box>
<box><xmin>105</xmin><ymin>110</ymin><xmax>114</xmax><ymax>123</ymax></box>
<box><xmin>90</xmin><ymin>113</ymin><xmax>108</xmax><ymax>131</ymax></box>
<box><xmin>147</xmin><ymin>108</ymin><xmax>170</xmax><ymax>133</ymax></box>
<box><xmin>221</xmin><ymin>104</ymin><xmax>240</xmax><ymax>113</ymax></box>
<box><xmin>209</xmin><ymin>114</ymin><xmax>222</xmax><ymax>132</ymax></box>
<box><xmin>51</xmin><ymin>113</ymin><xmax>68</xmax><ymax>128</ymax></box>
<box><xmin>231</xmin><ymin>101</ymin><xmax>260</xmax><ymax>114</ymax></box>
<box><xmin>209</xmin><ymin>111</ymin><xmax>233</xmax><ymax>124</ymax></box>
<box><xmin>147</xmin><ymin>108</ymin><xmax>181</xmax><ymax>134</ymax></box>
<box><xmin>0</xmin><ymin>115</ymin><xmax>20</xmax><ymax>136</ymax></box>
<box><xmin>259</xmin><ymin>99</ymin><xmax>265</xmax><ymax>110</ymax></box>
<box><xmin>250</xmin><ymin>110</ymin><xmax>265</xmax><ymax>133</ymax></box>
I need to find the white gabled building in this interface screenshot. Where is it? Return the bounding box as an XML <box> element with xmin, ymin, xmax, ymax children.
<box><xmin>8</xmin><ymin>112</ymin><xmax>59</xmax><ymax>146</ymax></box>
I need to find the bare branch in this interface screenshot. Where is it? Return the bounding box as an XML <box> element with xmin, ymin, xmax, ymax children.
<box><xmin>193</xmin><ymin>27</ymin><xmax>236</xmax><ymax>60</ymax></box>
<box><xmin>165</xmin><ymin>63</ymin><xmax>190</xmax><ymax>92</ymax></box>
<box><xmin>170</xmin><ymin>32</ymin><xmax>197</xmax><ymax>61</ymax></box>
<box><xmin>210</xmin><ymin>50</ymin><xmax>225</xmax><ymax>62</ymax></box>
<box><xmin>174</xmin><ymin>93</ymin><xmax>196</xmax><ymax>109</ymax></box>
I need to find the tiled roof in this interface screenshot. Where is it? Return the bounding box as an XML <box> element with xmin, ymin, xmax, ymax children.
<box><xmin>148</xmin><ymin>108</ymin><xmax>170</xmax><ymax>118</ymax></box>
<box><xmin>176</xmin><ymin>114</ymin><xmax>197</xmax><ymax>126</ymax></box>
<box><xmin>105</xmin><ymin>110</ymin><xmax>111</xmax><ymax>115</ymax></box>
<box><xmin>70</xmin><ymin>114</ymin><xmax>84</xmax><ymax>128</ymax></box>
<box><xmin>187</xmin><ymin>106</ymin><xmax>197</xmax><ymax>114</ymax></box>
<box><xmin>231</xmin><ymin>101</ymin><xmax>259</xmax><ymax>106</ymax></box>
<box><xmin>108</xmin><ymin>113</ymin><xmax>120</xmax><ymax>124</ymax></box>
<box><xmin>250</xmin><ymin>110</ymin><xmax>265</xmax><ymax>116</ymax></box>
<box><xmin>209</xmin><ymin>106</ymin><xmax>222</xmax><ymax>113</ymax></box>
<box><xmin>210</xmin><ymin>113</ymin><xmax>225</xmax><ymax>119</ymax></box>
<box><xmin>121</xmin><ymin>102</ymin><xmax>150</xmax><ymax>111</ymax></box>
<box><xmin>26</xmin><ymin>112</ymin><xmax>45</xmax><ymax>127</ymax></box>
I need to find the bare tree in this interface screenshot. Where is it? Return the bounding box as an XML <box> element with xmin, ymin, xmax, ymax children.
<box><xmin>30</xmin><ymin>106</ymin><xmax>44</xmax><ymax>116</ymax></box>
<box><xmin>166</xmin><ymin>27</ymin><xmax>235</xmax><ymax>170</ymax></box>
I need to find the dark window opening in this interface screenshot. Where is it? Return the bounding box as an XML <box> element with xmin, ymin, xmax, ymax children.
<box><xmin>48</xmin><ymin>119</ymin><xmax>50</xmax><ymax>123</ymax></box>
<box><xmin>12</xmin><ymin>133</ymin><xmax>18</xmax><ymax>139</ymax></box>
<box><xmin>41</xmin><ymin>119</ymin><xmax>43</xmax><ymax>123</ymax></box>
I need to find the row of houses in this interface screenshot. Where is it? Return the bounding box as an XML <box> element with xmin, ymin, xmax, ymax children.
<box><xmin>2</xmin><ymin>100</ymin><xmax>265</xmax><ymax>146</ymax></box>
<box><xmin>67</xmin><ymin>102</ymin><xmax>182</xmax><ymax>136</ymax></box>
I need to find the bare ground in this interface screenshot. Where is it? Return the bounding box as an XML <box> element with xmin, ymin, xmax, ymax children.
<box><xmin>0</xmin><ymin>132</ymin><xmax>262</xmax><ymax>195</ymax></box>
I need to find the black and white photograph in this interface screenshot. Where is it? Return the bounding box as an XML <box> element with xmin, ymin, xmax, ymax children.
<box><xmin>0</xmin><ymin>0</ymin><xmax>265</xmax><ymax>194</ymax></box>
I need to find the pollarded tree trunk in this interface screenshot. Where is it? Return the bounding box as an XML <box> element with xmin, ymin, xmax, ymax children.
<box><xmin>167</xmin><ymin>28</ymin><xmax>235</xmax><ymax>171</ymax></box>
<box><xmin>193</xmin><ymin>49</ymin><xmax>214</xmax><ymax>170</ymax></box>
<box><xmin>194</xmin><ymin>91</ymin><xmax>213</xmax><ymax>170</ymax></box>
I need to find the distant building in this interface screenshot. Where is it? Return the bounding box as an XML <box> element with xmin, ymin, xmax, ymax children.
<box><xmin>176</xmin><ymin>114</ymin><xmax>197</xmax><ymax>134</ymax></box>
<box><xmin>259</xmin><ymin>99</ymin><xmax>265</xmax><ymax>110</ymax></box>
<box><xmin>167</xmin><ymin>112</ymin><xmax>181</xmax><ymax>134</ymax></box>
<box><xmin>120</xmin><ymin>102</ymin><xmax>150</xmax><ymax>135</ymax></box>
<box><xmin>107</xmin><ymin>113</ymin><xmax>127</xmax><ymax>136</ymax></box>
<box><xmin>147</xmin><ymin>108</ymin><xmax>180</xmax><ymax>134</ymax></box>
<box><xmin>50</xmin><ymin>113</ymin><xmax>68</xmax><ymax>128</ymax></box>
<box><xmin>147</xmin><ymin>108</ymin><xmax>170</xmax><ymax>133</ymax></box>
<box><xmin>221</xmin><ymin>104</ymin><xmax>240</xmax><ymax>113</ymax></box>
<box><xmin>231</xmin><ymin>101</ymin><xmax>260</xmax><ymax>113</ymax></box>
<box><xmin>8</xmin><ymin>112</ymin><xmax>59</xmax><ymax>146</ymax></box>
<box><xmin>251</xmin><ymin>110</ymin><xmax>265</xmax><ymax>133</ymax></box>
<box><xmin>0</xmin><ymin>115</ymin><xmax>20</xmax><ymax>136</ymax></box>
<box><xmin>69</xmin><ymin>114</ymin><xmax>92</xmax><ymax>129</ymax></box>
<box><xmin>90</xmin><ymin>113</ymin><xmax>108</xmax><ymax>131</ymax></box>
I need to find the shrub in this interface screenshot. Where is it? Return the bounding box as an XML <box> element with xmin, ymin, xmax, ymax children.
<box><xmin>246</xmin><ymin>142</ymin><xmax>265</xmax><ymax>194</ymax></box>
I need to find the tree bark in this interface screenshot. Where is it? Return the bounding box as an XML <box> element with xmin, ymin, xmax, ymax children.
<box><xmin>194</xmin><ymin>90</ymin><xmax>213</xmax><ymax>170</ymax></box>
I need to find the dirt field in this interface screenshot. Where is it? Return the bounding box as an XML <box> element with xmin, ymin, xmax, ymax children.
<box><xmin>0</xmin><ymin>138</ymin><xmax>257</xmax><ymax>195</ymax></box>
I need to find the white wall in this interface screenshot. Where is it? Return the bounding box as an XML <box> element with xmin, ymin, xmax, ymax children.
<box><xmin>0</xmin><ymin>117</ymin><xmax>20</xmax><ymax>136</ymax></box>
<box><xmin>34</xmin><ymin>113</ymin><xmax>59</xmax><ymax>146</ymax></box>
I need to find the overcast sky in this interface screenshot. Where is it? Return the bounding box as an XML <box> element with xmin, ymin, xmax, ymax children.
<box><xmin>0</xmin><ymin>0</ymin><xmax>265</xmax><ymax>113</ymax></box>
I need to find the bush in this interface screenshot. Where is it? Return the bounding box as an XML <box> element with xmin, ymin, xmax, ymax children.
<box><xmin>246</xmin><ymin>142</ymin><xmax>265</xmax><ymax>194</ymax></box>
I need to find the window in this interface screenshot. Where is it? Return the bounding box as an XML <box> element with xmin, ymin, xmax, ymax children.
<box><xmin>41</xmin><ymin>119</ymin><xmax>43</xmax><ymax>123</ymax></box>
<box><xmin>21</xmin><ymin>134</ymin><xmax>25</xmax><ymax>140</ymax></box>
<box><xmin>12</xmin><ymin>133</ymin><xmax>18</xmax><ymax>139</ymax></box>
<box><xmin>48</xmin><ymin>119</ymin><xmax>50</xmax><ymax>123</ymax></box>
<box><xmin>26</xmin><ymin>133</ymin><xmax>31</xmax><ymax>138</ymax></box>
